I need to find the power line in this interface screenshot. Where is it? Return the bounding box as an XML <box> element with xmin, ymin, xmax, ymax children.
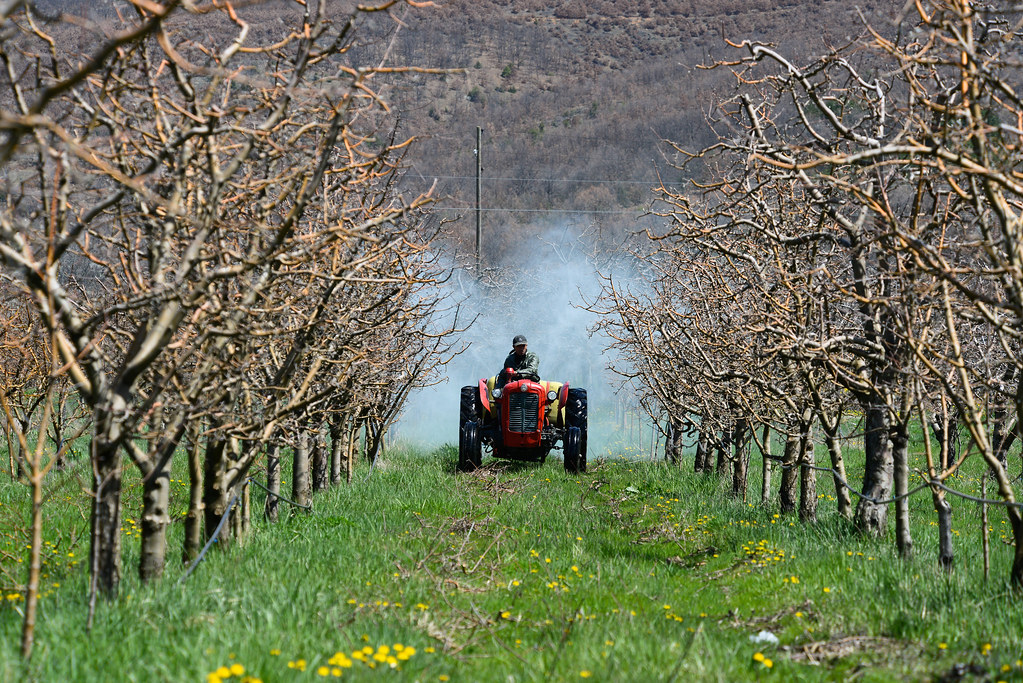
<box><xmin>409</xmin><ymin>173</ymin><xmax>661</xmax><ymax>186</ymax></box>
<box><xmin>432</xmin><ymin>206</ymin><xmax>647</xmax><ymax>215</ymax></box>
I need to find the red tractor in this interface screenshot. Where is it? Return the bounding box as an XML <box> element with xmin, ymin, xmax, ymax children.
<box><xmin>458</xmin><ymin>370</ymin><xmax>587</xmax><ymax>473</ymax></box>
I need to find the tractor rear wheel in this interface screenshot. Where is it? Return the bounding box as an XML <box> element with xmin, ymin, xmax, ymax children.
<box><xmin>458</xmin><ymin>386</ymin><xmax>482</xmax><ymax>472</ymax></box>
<box><xmin>565</xmin><ymin>388</ymin><xmax>587</xmax><ymax>473</ymax></box>
<box><xmin>460</xmin><ymin>385</ymin><xmax>479</xmax><ymax>425</ymax></box>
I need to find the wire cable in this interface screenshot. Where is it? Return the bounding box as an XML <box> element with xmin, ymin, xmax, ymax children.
<box><xmin>430</xmin><ymin>206</ymin><xmax>646</xmax><ymax>215</ymax></box>
<box><xmin>177</xmin><ymin>488</ymin><xmax>241</xmax><ymax>585</ymax></box>
<box><xmin>249</xmin><ymin>477</ymin><xmax>313</xmax><ymax>510</ymax></box>
<box><xmin>410</xmin><ymin>173</ymin><xmax>660</xmax><ymax>186</ymax></box>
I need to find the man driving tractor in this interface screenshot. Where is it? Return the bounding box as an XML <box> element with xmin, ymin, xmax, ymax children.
<box><xmin>500</xmin><ymin>334</ymin><xmax>540</xmax><ymax>384</ymax></box>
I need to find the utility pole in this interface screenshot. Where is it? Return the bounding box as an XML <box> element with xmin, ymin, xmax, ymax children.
<box><xmin>475</xmin><ymin>126</ymin><xmax>483</xmax><ymax>278</ymax></box>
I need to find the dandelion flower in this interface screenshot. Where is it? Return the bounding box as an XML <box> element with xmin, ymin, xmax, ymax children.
<box><xmin>229</xmin><ymin>664</ymin><xmax>244</xmax><ymax>676</ymax></box>
<box><xmin>580</xmin><ymin>671</ymin><xmax>592</xmax><ymax>678</ymax></box>
<box><xmin>753</xmin><ymin>652</ymin><xmax>765</xmax><ymax>662</ymax></box>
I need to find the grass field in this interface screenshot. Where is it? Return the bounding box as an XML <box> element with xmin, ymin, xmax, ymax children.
<box><xmin>0</xmin><ymin>439</ymin><xmax>1021</xmax><ymax>682</ymax></box>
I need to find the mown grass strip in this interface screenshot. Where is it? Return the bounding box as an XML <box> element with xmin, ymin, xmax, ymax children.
<box><xmin>0</xmin><ymin>444</ymin><xmax>1020</xmax><ymax>681</ymax></box>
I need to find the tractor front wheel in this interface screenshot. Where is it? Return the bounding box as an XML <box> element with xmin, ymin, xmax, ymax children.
<box><xmin>458</xmin><ymin>421</ymin><xmax>482</xmax><ymax>472</ymax></box>
<box><xmin>564</xmin><ymin>426</ymin><xmax>581</xmax><ymax>473</ymax></box>
<box><xmin>565</xmin><ymin>388</ymin><xmax>587</xmax><ymax>473</ymax></box>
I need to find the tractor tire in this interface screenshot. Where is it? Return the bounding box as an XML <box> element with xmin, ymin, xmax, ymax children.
<box><xmin>563</xmin><ymin>426</ymin><xmax>581</xmax><ymax>473</ymax></box>
<box><xmin>460</xmin><ymin>385</ymin><xmax>479</xmax><ymax>425</ymax></box>
<box><xmin>565</xmin><ymin>388</ymin><xmax>587</xmax><ymax>473</ymax></box>
<box><xmin>458</xmin><ymin>420</ymin><xmax>482</xmax><ymax>472</ymax></box>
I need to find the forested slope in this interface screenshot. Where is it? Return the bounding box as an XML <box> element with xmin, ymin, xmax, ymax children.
<box><xmin>39</xmin><ymin>0</ymin><xmax>900</xmax><ymax>259</ymax></box>
<box><xmin>377</xmin><ymin>0</ymin><xmax>900</xmax><ymax>258</ymax></box>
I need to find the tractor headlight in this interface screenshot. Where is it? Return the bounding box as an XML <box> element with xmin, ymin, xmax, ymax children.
<box><xmin>547</xmin><ymin>390</ymin><xmax>557</xmax><ymax>401</ymax></box>
<box><xmin>493</xmin><ymin>388</ymin><xmax>502</xmax><ymax>399</ymax></box>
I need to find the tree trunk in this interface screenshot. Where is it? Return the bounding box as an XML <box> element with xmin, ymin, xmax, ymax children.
<box><xmin>312</xmin><ymin>424</ymin><xmax>329</xmax><ymax>493</ymax></box>
<box><xmin>822</xmin><ymin>421</ymin><xmax>853</xmax><ymax>520</ymax></box>
<box><xmin>891</xmin><ymin>419</ymin><xmax>912</xmax><ymax>559</ymax></box>
<box><xmin>20</xmin><ymin>463</ymin><xmax>43</xmax><ymax>659</ymax></box>
<box><xmin>264</xmin><ymin>441</ymin><xmax>281</xmax><ymax>523</ymax></box>
<box><xmin>345</xmin><ymin>421</ymin><xmax>359</xmax><ymax>484</ymax></box>
<box><xmin>365</xmin><ymin>418</ymin><xmax>384</xmax><ymax>464</ymax></box>
<box><xmin>293</xmin><ymin>428</ymin><xmax>311</xmax><ymax>509</ymax></box>
<box><xmin>854</xmin><ymin>399</ymin><xmax>893</xmax><ymax>536</ymax></box>
<box><xmin>2</xmin><ymin>416</ymin><xmax>12</xmax><ymax>477</ymax></box>
<box><xmin>992</xmin><ymin>409</ymin><xmax>1017</xmax><ymax>469</ymax></box>
<box><xmin>242</xmin><ymin>481</ymin><xmax>251</xmax><ymax>535</ymax></box>
<box><xmin>731</xmin><ymin>418</ymin><xmax>750</xmax><ymax>501</ymax></box>
<box><xmin>760</xmin><ymin>424</ymin><xmax>772</xmax><ymax>505</ymax></box>
<box><xmin>933</xmin><ymin>488</ymin><xmax>954</xmax><ymax>571</ymax></box>
<box><xmin>183</xmin><ymin>427</ymin><xmax>204</xmax><ymax>562</ymax></box>
<box><xmin>1009</xmin><ymin>508</ymin><xmax>1023</xmax><ymax>590</ymax></box>
<box><xmin>665</xmin><ymin>417</ymin><xmax>684</xmax><ymax>465</ymax></box>
<box><xmin>779</xmin><ymin>427</ymin><xmax>799</xmax><ymax>515</ymax></box>
<box><xmin>798</xmin><ymin>420</ymin><xmax>817</xmax><ymax>523</ymax></box>
<box><xmin>202</xmin><ymin>434</ymin><xmax>231</xmax><ymax>549</ymax></box>
<box><xmin>138</xmin><ymin>455</ymin><xmax>172</xmax><ymax>582</ymax></box>
<box><xmin>89</xmin><ymin>436</ymin><xmax>122</xmax><ymax>598</ymax></box>
<box><xmin>715</xmin><ymin>425</ymin><xmax>731</xmax><ymax>477</ymax></box>
<box><xmin>330</xmin><ymin>418</ymin><xmax>345</xmax><ymax>486</ymax></box>
<box><xmin>931</xmin><ymin>408</ymin><xmax>960</xmax><ymax>472</ymax></box>
<box><xmin>694</xmin><ymin>424</ymin><xmax>710</xmax><ymax>473</ymax></box>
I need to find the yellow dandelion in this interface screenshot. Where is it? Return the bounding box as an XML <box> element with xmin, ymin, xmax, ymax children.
<box><xmin>753</xmin><ymin>652</ymin><xmax>765</xmax><ymax>662</ymax></box>
<box><xmin>229</xmin><ymin>664</ymin><xmax>244</xmax><ymax>676</ymax></box>
<box><xmin>580</xmin><ymin>672</ymin><xmax>592</xmax><ymax>678</ymax></box>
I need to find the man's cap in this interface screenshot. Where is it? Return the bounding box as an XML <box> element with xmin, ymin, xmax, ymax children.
<box><xmin>512</xmin><ymin>335</ymin><xmax>527</xmax><ymax>346</ymax></box>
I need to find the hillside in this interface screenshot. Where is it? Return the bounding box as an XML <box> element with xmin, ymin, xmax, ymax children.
<box><xmin>33</xmin><ymin>0</ymin><xmax>901</xmax><ymax>260</ymax></box>
<box><xmin>376</xmin><ymin>0</ymin><xmax>900</xmax><ymax>259</ymax></box>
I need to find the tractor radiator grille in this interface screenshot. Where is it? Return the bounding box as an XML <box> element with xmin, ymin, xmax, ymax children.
<box><xmin>508</xmin><ymin>393</ymin><xmax>539</xmax><ymax>433</ymax></box>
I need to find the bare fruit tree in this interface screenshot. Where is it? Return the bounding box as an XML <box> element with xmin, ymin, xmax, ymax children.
<box><xmin>603</xmin><ymin>0</ymin><xmax>1023</xmax><ymax>585</ymax></box>
<box><xmin>0</xmin><ymin>0</ymin><xmax>446</xmax><ymax>612</ymax></box>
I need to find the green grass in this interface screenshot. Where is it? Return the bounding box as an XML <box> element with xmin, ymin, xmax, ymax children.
<box><xmin>0</xmin><ymin>440</ymin><xmax>1021</xmax><ymax>682</ymax></box>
